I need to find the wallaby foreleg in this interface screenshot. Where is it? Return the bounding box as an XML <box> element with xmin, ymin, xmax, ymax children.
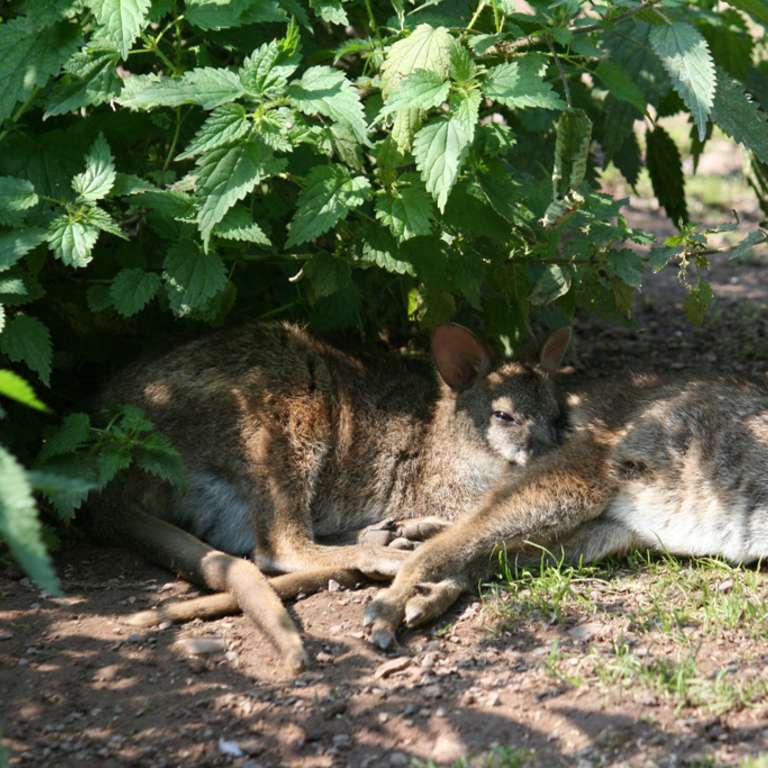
<box><xmin>116</xmin><ymin>506</ymin><xmax>308</xmax><ymax>673</ymax></box>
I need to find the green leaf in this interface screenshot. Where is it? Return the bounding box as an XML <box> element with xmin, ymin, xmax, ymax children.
<box><xmin>310</xmin><ymin>0</ymin><xmax>348</xmax><ymax>25</ymax></box>
<box><xmin>530</xmin><ymin>264</ymin><xmax>571</xmax><ymax>305</ymax></box>
<box><xmin>0</xmin><ymin>315</ymin><xmax>52</xmax><ymax>386</ymax></box>
<box><xmin>683</xmin><ymin>282</ymin><xmax>713</xmax><ymax>325</ymax></box>
<box><xmin>381</xmin><ymin>70</ymin><xmax>450</xmax><ymax>117</ymax></box>
<box><xmin>87</xmin><ymin>206</ymin><xmax>126</xmax><ymax>239</ymax></box>
<box><xmin>110</xmin><ymin>268</ymin><xmax>161</xmax><ymax>317</ymax></box>
<box><xmin>612</xmin><ymin>131</ymin><xmax>642</xmax><ymax>189</ymax></box>
<box><xmin>195</xmin><ymin>140</ymin><xmax>284</xmax><ymax>245</ymax></box>
<box><xmin>0</xmin><ymin>446</ymin><xmax>60</xmax><ymax>594</ymax></box>
<box><xmin>86</xmin><ymin>0</ymin><xmax>151</xmax><ymax>58</ymax></box>
<box><xmin>213</xmin><ymin>206</ymin><xmax>271</xmax><ymax>245</ymax></box>
<box><xmin>594</xmin><ymin>61</ymin><xmax>646</xmax><ymax>114</ymax></box>
<box><xmin>380</xmin><ymin>24</ymin><xmax>454</xmax><ymax>152</ymax></box>
<box><xmin>711</xmin><ymin>66</ymin><xmax>768</xmax><ymax>165</ymax></box>
<box><xmin>27</xmin><ymin>469</ymin><xmax>98</xmax><ymax>521</ymax></box>
<box><xmin>72</xmin><ymin>134</ymin><xmax>116</xmax><ymax>202</ymax></box>
<box><xmin>381</xmin><ymin>24</ymin><xmax>454</xmax><ymax>96</ymax></box>
<box><xmin>44</xmin><ymin>43</ymin><xmax>121</xmax><ymax>118</ymax></box>
<box><xmin>360</xmin><ymin>225</ymin><xmax>416</xmax><ymax>276</ymax></box>
<box><xmin>412</xmin><ymin>113</ymin><xmax>473</xmax><ymax>213</ymax></box>
<box><xmin>186</xmin><ymin>0</ymin><xmax>286</xmax><ymax>29</ymax></box>
<box><xmin>286</xmin><ymin>165</ymin><xmax>371</xmax><ymax>247</ymax></box>
<box><xmin>483</xmin><ymin>54</ymin><xmax>566</xmax><ymax>111</ymax></box>
<box><xmin>646</xmin><ymin>125</ymin><xmax>688</xmax><ymax>226</ymax></box>
<box><xmin>163</xmin><ymin>242</ymin><xmax>227</xmax><ymax>315</ymax></box>
<box><xmin>47</xmin><ymin>215</ymin><xmax>101</xmax><ymax>267</ymax></box>
<box><xmin>552</xmin><ymin>109</ymin><xmax>592</xmax><ymax>199</ymax></box>
<box><xmin>239</xmin><ymin>41</ymin><xmax>299</xmax><ymax>99</ymax></box>
<box><xmin>86</xmin><ymin>283</ymin><xmax>113</xmax><ymax>312</ymax></box>
<box><xmin>288</xmin><ymin>66</ymin><xmax>367</xmax><ymax>145</ymax></box>
<box><xmin>607</xmin><ymin>249</ymin><xmax>644</xmax><ymax>287</ymax></box>
<box><xmin>0</xmin><ymin>177</ymin><xmax>38</xmax><ymax>226</ymax></box>
<box><xmin>0</xmin><ymin>370</ymin><xmax>48</xmax><ymax>412</ymax></box>
<box><xmin>0</xmin><ymin>229</ymin><xmax>47</xmax><ymax>271</ymax></box>
<box><xmin>375</xmin><ymin>184</ymin><xmax>434</xmax><ymax>242</ymax></box>
<box><xmin>650</xmin><ymin>22</ymin><xmax>715</xmax><ymax>141</ymax></box>
<box><xmin>729</xmin><ymin>229</ymin><xmax>768</xmax><ymax>261</ymax></box>
<box><xmin>118</xmin><ymin>68</ymin><xmax>245</xmax><ymax>110</ymax></box>
<box><xmin>135</xmin><ymin>433</ymin><xmax>184</xmax><ymax>485</ymax></box>
<box><xmin>176</xmin><ymin>104</ymin><xmax>251</xmax><ymax>161</ymax></box>
<box><xmin>728</xmin><ymin>0</ymin><xmax>768</xmax><ymax>26</ymax></box>
<box><xmin>0</xmin><ymin>17</ymin><xmax>81</xmax><ymax>125</ymax></box>
<box><xmin>39</xmin><ymin>413</ymin><xmax>91</xmax><ymax>462</ymax></box>
<box><xmin>112</xmin><ymin>173</ymin><xmax>157</xmax><ymax>196</ymax></box>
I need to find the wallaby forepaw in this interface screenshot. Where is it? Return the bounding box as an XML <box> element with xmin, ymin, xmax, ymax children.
<box><xmin>285</xmin><ymin>646</ymin><xmax>310</xmax><ymax>675</ymax></box>
<box><xmin>403</xmin><ymin>579</ymin><xmax>465</xmax><ymax>627</ymax></box>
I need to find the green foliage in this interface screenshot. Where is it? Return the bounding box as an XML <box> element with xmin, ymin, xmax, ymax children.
<box><xmin>0</xmin><ymin>0</ymin><xmax>766</xmax><ymax>585</ymax></box>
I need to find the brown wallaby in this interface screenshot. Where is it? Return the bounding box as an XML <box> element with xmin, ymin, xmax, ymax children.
<box><xmin>364</xmin><ymin>372</ymin><xmax>768</xmax><ymax>649</ymax></box>
<box><xmin>90</xmin><ymin>321</ymin><xmax>572</xmax><ymax>672</ymax></box>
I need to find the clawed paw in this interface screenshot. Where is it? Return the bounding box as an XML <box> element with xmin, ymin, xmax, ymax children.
<box><xmin>363</xmin><ymin>577</ymin><xmax>466</xmax><ymax>649</ymax></box>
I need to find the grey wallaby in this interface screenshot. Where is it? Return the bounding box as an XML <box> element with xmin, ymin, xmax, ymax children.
<box><xmin>364</xmin><ymin>372</ymin><xmax>768</xmax><ymax>648</ymax></box>
<box><xmin>89</xmin><ymin>321</ymin><xmax>572</xmax><ymax>672</ymax></box>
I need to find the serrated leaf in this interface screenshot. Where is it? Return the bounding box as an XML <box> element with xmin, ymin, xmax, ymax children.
<box><xmin>646</xmin><ymin>125</ymin><xmax>688</xmax><ymax>226</ymax></box>
<box><xmin>135</xmin><ymin>432</ymin><xmax>184</xmax><ymax>485</ymax></box>
<box><xmin>72</xmin><ymin>134</ymin><xmax>116</xmax><ymax>202</ymax></box>
<box><xmin>361</xmin><ymin>226</ymin><xmax>416</xmax><ymax>275</ymax></box>
<box><xmin>612</xmin><ymin>130</ymin><xmax>642</xmax><ymax>188</ymax></box>
<box><xmin>413</xmin><ymin>114</ymin><xmax>473</xmax><ymax>213</ymax></box>
<box><xmin>47</xmin><ymin>215</ymin><xmax>100</xmax><ymax>267</ymax></box>
<box><xmin>0</xmin><ymin>315</ymin><xmax>52</xmax><ymax>386</ymax></box>
<box><xmin>87</xmin><ymin>206</ymin><xmax>126</xmax><ymax>239</ymax></box>
<box><xmin>44</xmin><ymin>43</ymin><xmax>121</xmax><ymax>118</ymax></box>
<box><xmin>0</xmin><ymin>370</ymin><xmax>48</xmax><ymax>412</ymax></box>
<box><xmin>0</xmin><ymin>229</ymin><xmax>47</xmax><ymax>271</ymax></box>
<box><xmin>86</xmin><ymin>283</ymin><xmax>113</xmax><ymax>312</ymax></box>
<box><xmin>729</xmin><ymin>229</ymin><xmax>768</xmax><ymax>261</ymax></box>
<box><xmin>118</xmin><ymin>68</ymin><xmax>245</xmax><ymax>110</ymax></box>
<box><xmin>728</xmin><ymin>0</ymin><xmax>768</xmax><ymax>26</ymax></box>
<box><xmin>483</xmin><ymin>54</ymin><xmax>566</xmax><ymax>111</ymax></box>
<box><xmin>650</xmin><ymin>22</ymin><xmax>715</xmax><ymax>141</ymax></box>
<box><xmin>0</xmin><ymin>177</ymin><xmax>38</xmax><ymax>226</ymax></box>
<box><xmin>39</xmin><ymin>413</ymin><xmax>91</xmax><ymax>462</ymax></box>
<box><xmin>288</xmin><ymin>66</ymin><xmax>367</xmax><ymax>145</ymax></box>
<box><xmin>285</xmin><ymin>165</ymin><xmax>370</xmax><ymax>247</ymax></box>
<box><xmin>552</xmin><ymin>109</ymin><xmax>592</xmax><ymax>199</ymax></box>
<box><xmin>381</xmin><ymin>24</ymin><xmax>454</xmax><ymax>96</ymax></box>
<box><xmin>0</xmin><ymin>17</ymin><xmax>81</xmax><ymax>125</ymax></box>
<box><xmin>375</xmin><ymin>185</ymin><xmax>434</xmax><ymax>242</ymax></box>
<box><xmin>195</xmin><ymin>140</ymin><xmax>284</xmax><ymax>245</ymax></box>
<box><xmin>163</xmin><ymin>242</ymin><xmax>227</xmax><ymax>315</ymax></box>
<box><xmin>86</xmin><ymin>0</ymin><xmax>151</xmax><ymax>58</ymax></box>
<box><xmin>109</xmin><ymin>268</ymin><xmax>161</xmax><ymax>317</ymax></box>
<box><xmin>310</xmin><ymin>0</ymin><xmax>348</xmax><ymax>25</ymax></box>
<box><xmin>176</xmin><ymin>104</ymin><xmax>251</xmax><ymax>161</ymax></box>
<box><xmin>683</xmin><ymin>282</ymin><xmax>713</xmax><ymax>325</ymax></box>
<box><xmin>608</xmin><ymin>249</ymin><xmax>644</xmax><ymax>287</ymax></box>
<box><xmin>186</xmin><ymin>0</ymin><xmax>286</xmax><ymax>29</ymax></box>
<box><xmin>112</xmin><ymin>173</ymin><xmax>157</xmax><ymax>195</ymax></box>
<box><xmin>595</xmin><ymin>61</ymin><xmax>646</xmax><ymax>114</ymax></box>
<box><xmin>239</xmin><ymin>40</ymin><xmax>299</xmax><ymax>99</ymax></box>
<box><xmin>530</xmin><ymin>264</ymin><xmax>571</xmax><ymax>305</ymax></box>
<box><xmin>381</xmin><ymin>70</ymin><xmax>450</xmax><ymax>117</ymax></box>
<box><xmin>0</xmin><ymin>446</ymin><xmax>60</xmax><ymax>594</ymax></box>
<box><xmin>27</xmin><ymin>469</ymin><xmax>98</xmax><ymax>521</ymax></box>
<box><xmin>213</xmin><ymin>206</ymin><xmax>271</xmax><ymax>245</ymax></box>
<box><xmin>711</xmin><ymin>66</ymin><xmax>768</xmax><ymax>165</ymax></box>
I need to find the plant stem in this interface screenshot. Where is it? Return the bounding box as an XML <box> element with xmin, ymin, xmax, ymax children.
<box><xmin>546</xmin><ymin>36</ymin><xmax>572</xmax><ymax>108</ymax></box>
<box><xmin>163</xmin><ymin>107</ymin><xmax>183</xmax><ymax>170</ymax></box>
<box><xmin>465</xmin><ymin>0</ymin><xmax>487</xmax><ymax>35</ymax></box>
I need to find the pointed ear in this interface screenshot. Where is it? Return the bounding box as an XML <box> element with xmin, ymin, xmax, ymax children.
<box><xmin>431</xmin><ymin>324</ymin><xmax>492</xmax><ymax>391</ymax></box>
<box><xmin>539</xmin><ymin>326</ymin><xmax>572</xmax><ymax>374</ymax></box>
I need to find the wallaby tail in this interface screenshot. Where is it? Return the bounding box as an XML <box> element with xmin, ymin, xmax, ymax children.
<box><xmin>115</xmin><ymin>504</ymin><xmax>308</xmax><ymax>674</ymax></box>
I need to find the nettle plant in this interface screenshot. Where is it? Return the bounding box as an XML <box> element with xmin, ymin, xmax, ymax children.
<box><xmin>0</xmin><ymin>0</ymin><xmax>767</xmax><ymax>589</ymax></box>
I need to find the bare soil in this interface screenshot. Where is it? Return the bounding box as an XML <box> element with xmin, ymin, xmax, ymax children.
<box><xmin>2</xmin><ymin>142</ymin><xmax>768</xmax><ymax>768</ymax></box>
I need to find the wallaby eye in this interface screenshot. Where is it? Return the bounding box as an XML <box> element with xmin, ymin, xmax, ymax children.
<box><xmin>493</xmin><ymin>410</ymin><xmax>516</xmax><ymax>424</ymax></box>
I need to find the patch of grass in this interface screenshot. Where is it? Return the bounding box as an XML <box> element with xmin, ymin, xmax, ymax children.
<box><xmin>543</xmin><ymin>638</ymin><xmax>583</xmax><ymax>688</ymax></box>
<box><xmin>413</xmin><ymin>746</ymin><xmax>536</xmax><ymax>768</ymax></box>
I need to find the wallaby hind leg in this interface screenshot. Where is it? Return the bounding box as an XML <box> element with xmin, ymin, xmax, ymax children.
<box><xmin>116</xmin><ymin>506</ymin><xmax>308</xmax><ymax>674</ymax></box>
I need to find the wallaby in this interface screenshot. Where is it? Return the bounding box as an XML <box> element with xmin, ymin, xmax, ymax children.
<box><xmin>365</xmin><ymin>372</ymin><xmax>768</xmax><ymax>649</ymax></box>
<box><xmin>89</xmin><ymin>321</ymin><xmax>572</xmax><ymax>672</ymax></box>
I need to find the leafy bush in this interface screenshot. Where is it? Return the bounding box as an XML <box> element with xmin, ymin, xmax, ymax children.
<box><xmin>1</xmin><ymin>0</ymin><xmax>767</xmax><ymax>589</ymax></box>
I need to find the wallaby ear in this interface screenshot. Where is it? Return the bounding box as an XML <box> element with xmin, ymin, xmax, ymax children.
<box><xmin>539</xmin><ymin>326</ymin><xmax>572</xmax><ymax>374</ymax></box>
<box><xmin>431</xmin><ymin>324</ymin><xmax>492</xmax><ymax>391</ymax></box>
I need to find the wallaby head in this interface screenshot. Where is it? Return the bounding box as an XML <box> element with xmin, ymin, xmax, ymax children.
<box><xmin>431</xmin><ymin>325</ymin><xmax>571</xmax><ymax>467</ymax></box>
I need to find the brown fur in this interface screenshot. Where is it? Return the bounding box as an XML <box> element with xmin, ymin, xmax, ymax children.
<box><xmin>90</xmin><ymin>322</ymin><xmax>571</xmax><ymax>672</ymax></box>
<box><xmin>364</xmin><ymin>372</ymin><xmax>768</xmax><ymax>648</ymax></box>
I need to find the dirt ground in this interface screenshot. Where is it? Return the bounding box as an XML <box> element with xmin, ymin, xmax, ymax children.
<box><xmin>3</xmin><ymin>135</ymin><xmax>768</xmax><ymax>768</ymax></box>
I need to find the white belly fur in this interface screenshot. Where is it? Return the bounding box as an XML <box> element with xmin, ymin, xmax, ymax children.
<box><xmin>606</xmin><ymin>482</ymin><xmax>768</xmax><ymax>563</ymax></box>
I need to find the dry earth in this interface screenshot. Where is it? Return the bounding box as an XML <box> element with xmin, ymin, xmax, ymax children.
<box><xmin>2</xmin><ymin>134</ymin><xmax>768</xmax><ymax>768</ymax></box>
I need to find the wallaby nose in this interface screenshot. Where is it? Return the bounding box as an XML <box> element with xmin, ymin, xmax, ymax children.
<box><xmin>527</xmin><ymin>423</ymin><xmax>555</xmax><ymax>457</ymax></box>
